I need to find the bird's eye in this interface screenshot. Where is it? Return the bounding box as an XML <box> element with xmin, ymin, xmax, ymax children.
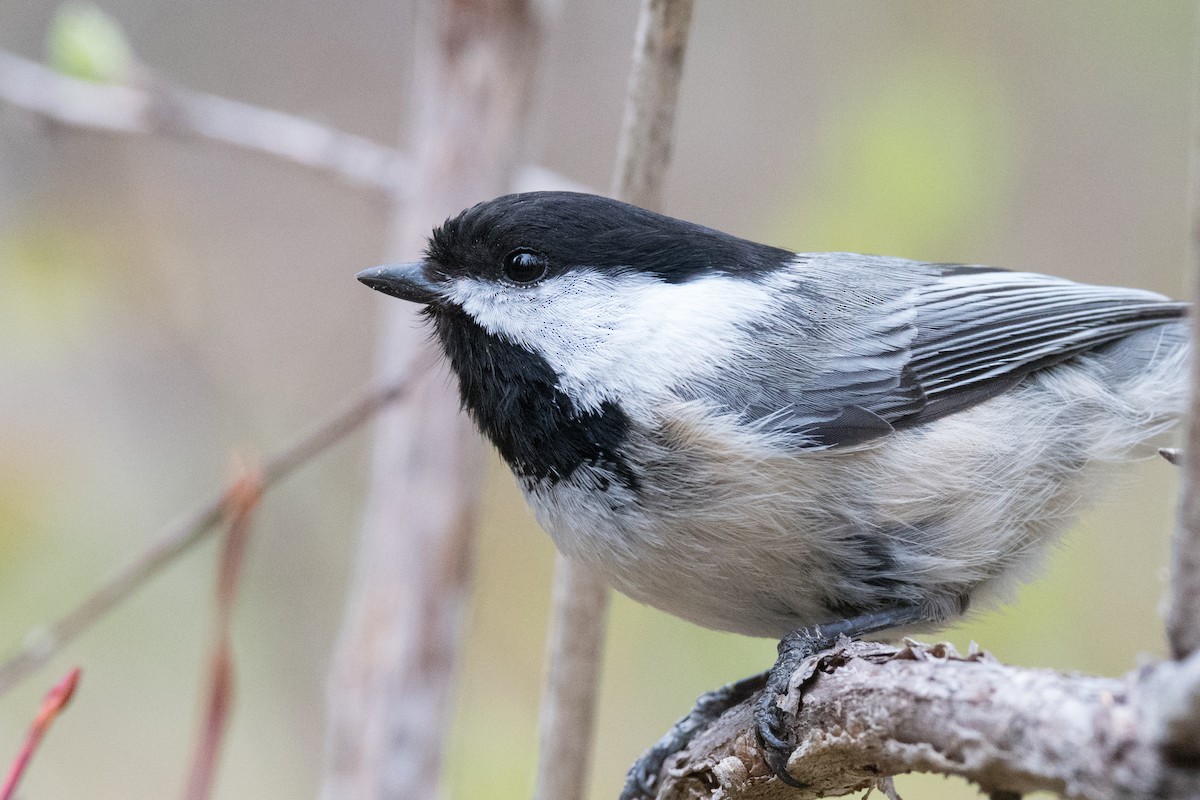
<box><xmin>503</xmin><ymin>249</ymin><xmax>548</xmax><ymax>284</ymax></box>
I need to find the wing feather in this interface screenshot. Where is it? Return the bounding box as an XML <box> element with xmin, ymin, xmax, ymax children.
<box><xmin>907</xmin><ymin>273</ymin><xmax>1183</xmax><ymax>416</ymax></box>
<box><xmin>735</xmin><ymin>262</ymin><xmax>1187</xmax><ymax>450</ymax></box>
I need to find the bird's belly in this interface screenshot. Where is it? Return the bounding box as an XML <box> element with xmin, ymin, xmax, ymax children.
<box><xmin>521</xmin><ymin>367</ymin><xmax>1181</xmax><ymax>638</ymax></box>
<box><xmin>524</xmin><ymin>452</ymin><xmax>984</xmax><ymax>638</ymax></box>
<box><xmin>528</xmin><ymin>479</ymin><xmax>831</xmax><ymax>637</ymax></box>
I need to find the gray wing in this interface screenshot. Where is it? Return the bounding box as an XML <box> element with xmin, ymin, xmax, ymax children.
<box><xmin>726</xmin><ymin>262</ymin><xmax>1187</xmax><ymax>450</ymax></box>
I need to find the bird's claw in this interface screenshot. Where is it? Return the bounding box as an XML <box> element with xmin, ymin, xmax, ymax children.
<box><xmin>751</xmin><ymin>602</ymin><xmax>941</xmax><ymax>788</ymax></box>
<box><xmin>754</xmin><ymin>667</ymin><xmax>806</xmax><ymax>788</ymax></box>
<box><xmin>619</xmin><ymin>673</ymin><xmax>767</xmax><ymax>800</ymax></box>
<box><xmin>619</xmin><ymin>739</ymin><xmax>675</xmax><ymax>800</ymax></box>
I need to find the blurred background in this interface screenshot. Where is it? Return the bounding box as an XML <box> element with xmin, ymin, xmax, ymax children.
<box><xmin>0</xmin><ymin>1</ymin><xmax>1193</xmax><ymax>798</ymax></box>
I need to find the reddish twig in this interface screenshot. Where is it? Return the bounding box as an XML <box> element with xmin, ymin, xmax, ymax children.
<box><xmin>182</xmin><ymin>650</ymin><xmax>233</xmax><ymax>800</ymax></box>
<box><xmin>213</xmin><ymin>466</ymin><xmax>263</xmax><ymax>618</ymax></box>
<box><xmin>1</xmin><ymin>667</ymin><xmax>82</xmax><ymax>800</ymax></box>
<box><xmin>182</xmin><ymin>467</ymin><xmax>263</xmax><ymax>800</ymax></box>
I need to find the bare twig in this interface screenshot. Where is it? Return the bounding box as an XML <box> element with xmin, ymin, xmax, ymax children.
<box><xmin>0</xmin><ymin>49</ymin><xmax>587</xmax><ymax>198</ymax></box>
<box><xmin>653</xmin><ymin>639</ymin><xmax>1200</xmax><ymax>800</ymax></box>
<box><xmin>1168</xmin><ymin>0</ymin><xmax>1200</xmax><ymax>661</ymax></box>
<box><xmin>533</xmin><ymin>2</ymin><xmax>695</xmax><ymax>800</ymax></box>
<box><xmin>182</xmin><ymin>468</ymin><xmax>262</xmax><ymax>800</ymax></box>
<box><xmin>0</xmin><ymin>667</ymin><xmax>81</xmax><ymax>800</ymax></box>
<box><xmin>0</xmin><ymin>50</ymin><xmax>408</xmax><ymax>194</ymax></box>
<box><xmin>533</xmin><ymin>557</ymin><xmax>612</xmax><ymax>800</ymax></box>
<box><xmin>318</xmin><ymin>1</ymin><xmax>542</xmax><ymax>798</ymax></box>
<box><xmin>609</xmin><ymin>0</ymin><xmax>695</xmax><ymax>209</ymax></box>
<box><xmin>0</xmin><ymin>366</ymin><xmax>423</xmax><ymax>696</ymax></box>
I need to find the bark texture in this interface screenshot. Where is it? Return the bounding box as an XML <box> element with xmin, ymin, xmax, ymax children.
<box><xmin>1168</xmin><ymin>0</ymin><xmax>1200</xmax><ymax>661</ymax></box>
<box><xmin>653</xmin><ymin>639</ymin><xmax>1200</xmax><ymax>800</ymax></box>
<box><xmin>319</xmin><ymin>2</ymin><xmax>541</xmax><ymax>799</ymax></box>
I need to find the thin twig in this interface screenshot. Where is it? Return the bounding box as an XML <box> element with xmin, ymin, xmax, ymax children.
<box><xmin>533</xmin><ymin>2</ymin><xmax>695</xmax><ymax>799</ymax></box>
<box><xmin>609</xmin><ymin>0</ymin><xmax>695</xmax><ymax>209</ymax></box>
<box><xmin>1168</xmin><ymin>0</ymin><xmax>1200</xmax><ymax>661</ymax></box>
<box><xmin>0</xmin><ymin>363</ymin><xmax>425</xmax><ymax>696</ymax></box>
<box><xmin>0</xmin><ymin>667</ymin><xmax>82</xmax><ymax>800</ymax></box>
<box><xmin>0</xmin><ymin>50</ymin><xmax>408</xmax><ymax>194</ymax></box>
<box><xmin>0</xmin><ymin>49</ymin><xmax>587</xmax><ymax>198</ymax></box>
<box><xmin>533</xmin><ymin>557</ymin><xmax>611</xmax><ymax>800</ymax></box>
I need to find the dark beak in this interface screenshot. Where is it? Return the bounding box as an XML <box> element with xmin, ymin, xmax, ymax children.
<box><xmin>356</xmin><ymin>262</ymin><xmax>441</xmax><ymax>305</ymax></box>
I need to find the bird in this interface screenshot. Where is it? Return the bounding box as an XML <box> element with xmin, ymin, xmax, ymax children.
<box><xmin>357</xmin><ymin>190</ymin><xmax>1188</xmax><ymax>793</ymax></box>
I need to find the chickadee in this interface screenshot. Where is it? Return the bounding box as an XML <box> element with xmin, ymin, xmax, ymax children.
<box><xmin>358</xmin><ymin>190</ymin><xmax>1187</xmax><ymax>790</ymax></box>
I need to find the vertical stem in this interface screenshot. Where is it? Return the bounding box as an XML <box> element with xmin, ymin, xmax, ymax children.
<box><xmin>533</xmin><ymin>557</ymin><xmax>612</xmax><ymax>800</ymax></box>
<box><xmin>610</xmin><ymin>0</ymin><xmax>696</xmax><ymax>208</ymax></box>
<box><xmin>533</xmin><ymin>2</ymin><xmax>695</xmax><ymax>799</ymax></box>
<box><xmin>320</xmin><ymin>2</ymin><xmax>542</xmax><ymax>798</ymax></box>
<box><xmin>1169</xmin><ymin>0</ymin><xmax>1200</xmax><ymax>661</ymax></box>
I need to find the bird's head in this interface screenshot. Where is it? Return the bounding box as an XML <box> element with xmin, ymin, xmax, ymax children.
<box><xmin>357</xmin><ymin>192</ymin><xmax>791</xmax><ymax>406</ymax></box>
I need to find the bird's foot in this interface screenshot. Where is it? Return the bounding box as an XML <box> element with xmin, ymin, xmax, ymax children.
<box><xmin>619</xmin><ymin>672</ymin><xmax>767</xmax><ymax>800</ymax></box>
<box><xmin>753</xmin><ymin>602</ymin><xmax>943</xmax><ymax>787</ymax></box>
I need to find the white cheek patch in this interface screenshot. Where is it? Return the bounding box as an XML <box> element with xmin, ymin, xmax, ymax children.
<box><xmin>447</xmin><ymin>271</ymin><xmax>635</xmax><ymax>361</ymax></box>
<box><xmin>445</xmin><ymin>268</ymin><xmax>788</xmax><ymax>413</ymax></box>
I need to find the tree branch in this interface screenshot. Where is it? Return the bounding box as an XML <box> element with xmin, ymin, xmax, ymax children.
<box><xmin>534</xmin><ymin>556</ymin><xmax>612</xmax><ymax>800</ymax></box>
<box><xmin>533</xmin><ymin>2</ymin><xmax>694</xmax><ymax>799</ymax></box>
<box><xmin>0</xmin><ymin>49</ymin><xmax>585</xmax><ymax>197</ymax></box>
<box><xmin>609</xmin><ymin>0</ymin><xmax>695</xmax><ymax>208</ymax></box>
<box><xmin>1168</xmin><ymin>0</ymin><xmax>1200</xmax><ymax>661</ymax></box>
<box><xmin>654</xmin><ymin>639</ymin><xmax>1200</xmax><ymax>800</ymax></box>
<box><xmin>0</xmin><ymin>49</ymin><xmax>408</xmax><ymax>194</ymax></box>
<box><xmin>318</xmin><ymin>1</ymin><xmax>542</xmax><ymax>798</ymax></box>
